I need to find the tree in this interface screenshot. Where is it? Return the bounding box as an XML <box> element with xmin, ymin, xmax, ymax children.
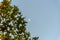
<box><xmin>0</xmin><ymin>0</ymin><xmax>39</xmax><ymax>40</ymax></box>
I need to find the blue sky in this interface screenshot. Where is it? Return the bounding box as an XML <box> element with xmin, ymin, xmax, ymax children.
<box><xmin>0</xmin><ymin>0</ymin><xmax>60</xmax><ymax>40</ymax></box>
<box><xmin>12</xmin><ymin>0</ymin><xmax>60</xmax><ymax>40</ymax></box>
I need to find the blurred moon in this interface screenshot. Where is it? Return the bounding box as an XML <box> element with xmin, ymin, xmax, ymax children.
<box><xmin>28</xmin><ymin>18</ymin><xmax>31</xmax><ymax>21</ymax></box>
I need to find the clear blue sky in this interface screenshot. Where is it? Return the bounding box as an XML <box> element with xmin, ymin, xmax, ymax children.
<box><xmin>11</xmin><ymin>0</ymin><xmax>60</xmax><ymax>40</ymax></box>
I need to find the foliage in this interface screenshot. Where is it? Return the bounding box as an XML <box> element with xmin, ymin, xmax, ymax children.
<box><xmin>0</xmin><ymin>0</ymin><xmax>39</xmax><ymax>40</ymax></box>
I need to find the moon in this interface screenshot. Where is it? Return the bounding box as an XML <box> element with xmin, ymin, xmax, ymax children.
<box><xmin>28</xmin><ymin>19</ymin><xmax>31</xmax><ymax>21</ymax></box>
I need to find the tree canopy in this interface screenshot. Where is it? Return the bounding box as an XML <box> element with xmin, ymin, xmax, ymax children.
<box><xmin>0</xmin><ymin>0</ymin><xmax>39</xmax><ymax>40</ymax></box>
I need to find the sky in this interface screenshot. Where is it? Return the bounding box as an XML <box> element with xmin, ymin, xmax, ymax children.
<box><xmin>0</xmin><ymin>0</ymin><xmax>60</xmax><ymax>40</ymax></box>
<box><xmin>12</xmin><ymin>0</ymin><xmax>60</xmax><ymax>40</ymax></box>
